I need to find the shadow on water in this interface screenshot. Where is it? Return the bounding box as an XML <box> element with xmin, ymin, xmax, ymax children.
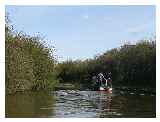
<box><xmin>6</xmin><ymin>89</ymin><xmax>156</xmax><ymax>118</ymax></box>
<box><xmin>6</xmin><ymin>91</ymin><xmax>56</xmax><ymax>117</ymax></box>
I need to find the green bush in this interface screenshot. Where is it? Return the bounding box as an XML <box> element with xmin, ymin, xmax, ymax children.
<box><xmin>5</xmin><ymin>18</ymin><xmax>58</xmax><ymax>94</ymax></box>
<box><xmin>56</xmin><ymin>40</ymin><xmax>156</xmax><ymax>88</ymax></box>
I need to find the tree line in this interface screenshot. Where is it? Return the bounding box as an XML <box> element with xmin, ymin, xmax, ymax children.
<box><xmin>56</xmin><ymin>40</ymin><xmax>156</xmax><ymax>88</ymax></box>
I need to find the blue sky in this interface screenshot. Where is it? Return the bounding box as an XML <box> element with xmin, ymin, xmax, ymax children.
<box><xmin>6</xmin><ymin>5</ymin><xmax>155</xmax><ymax>61</ymax></box>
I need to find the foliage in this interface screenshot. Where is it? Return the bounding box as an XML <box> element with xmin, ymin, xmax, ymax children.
<box><xmin>5</xmin><ymin>18</ymin><xmax>58</xmax><ymax>94</ymax></box>
<box><xmin>56</xmin><ymin>40</ymin><xmax>156</xmax><ymax>88</ymax></box>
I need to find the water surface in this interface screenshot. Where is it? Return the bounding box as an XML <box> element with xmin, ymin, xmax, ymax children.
<box><xmin>6</xmin><ymin>89</ymin><xmax>156</xmax><ymax>118</ymax></box>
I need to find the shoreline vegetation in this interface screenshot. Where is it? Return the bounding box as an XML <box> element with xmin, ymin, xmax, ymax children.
<box><xmin>5</xmin><ymin>18</ymin><xmax>156</xmax><ymax>94</ymax></box>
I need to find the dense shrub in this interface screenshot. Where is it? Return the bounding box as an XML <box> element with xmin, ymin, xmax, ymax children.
<box><xmin>56</xmin><ymin>40</ymin><xmax>156</xmax><ymax>88</ymax></box>
<box><xmin>5</xmin><ymin>19</ymin><xmax>58</xmax><ymax>94</ymax></box>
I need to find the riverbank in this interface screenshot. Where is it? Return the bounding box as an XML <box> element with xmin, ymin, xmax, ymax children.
<box><xmin>6</xmin><ymin>82</ymin><xmax>156</xmax><ymax>95</ymax></box>
<box><xmin>6</xmin><ymin>82</ymin><xmax>81</xmax><ymax>94</ymax></box>
<box><xmin>114</xmin><ymin>86</ymin><xmax>156</xmax><ymax>95</ymax></box>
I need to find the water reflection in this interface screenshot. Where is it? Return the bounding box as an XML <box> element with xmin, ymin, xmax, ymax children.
<box><xmin>6</xmin><ymin>91</ymin><xmax>56</xmax><ymax>117</ymax></box>
<box><xmin>6</xmin><ymin>90</ymin><xmax>156</xmax><ymax>118</ymax></box>
<box><xmin>89</xmin><ymin>91</ymin><xmax>124</xmax><ymax>117</ymax></box>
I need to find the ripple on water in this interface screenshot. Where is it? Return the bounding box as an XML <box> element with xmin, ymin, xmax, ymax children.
<box><xmin>140</xmin><ymin>93</ymin><xmax>145</xmax><ymax>96</ymax></box>
<box><xmin>52</xmin><ymin>90</ymin><xmax>155</xmax><ymax>117</ymax></box>
<box><xmin>5</xmin><ymin>89</ymin><xmax>155</xmax><ymax>118</ymax></box>
<box><xmin>130</xmin><ymin>92</ymin><xmax>135</xmax><ymax>95</ymax></box>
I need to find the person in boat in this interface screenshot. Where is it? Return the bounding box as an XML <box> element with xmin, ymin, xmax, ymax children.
<box><xmin>97</xmin><ymin>72</ymin><xmax>107</xmax><ymax>88</ymax></box>
<box><xmin>107</xmin><ymin>72</ymin><xmax>112</xmax><ymax>88</ymax></box>
<box><xmin>108</xmin><ymin>72</ymin><xmax>112</xmax><ymax>79</ymax></box>
<box><xmin>107</xmin><ymin>77</ymin><xmax>112</xmax><ymax>88</ymax></box>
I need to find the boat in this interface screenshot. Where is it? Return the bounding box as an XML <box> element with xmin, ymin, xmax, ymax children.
<box><xmin>99</xmin><ymin>86</ymin><xmax>112</xmax><ymax>93</ymax></box>
<box><xmin>93</xmin><ymin>74</ymin><xmax>113</xmax><ymax>93</ymax></box>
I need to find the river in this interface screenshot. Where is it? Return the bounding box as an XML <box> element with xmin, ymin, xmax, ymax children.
<box><xmin>6</xmin><ymin>88</ymin><xmax>156</xmax><ymax>118</ymax></box>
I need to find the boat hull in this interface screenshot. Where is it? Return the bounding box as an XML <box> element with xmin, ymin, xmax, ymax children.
<box><xmin>99</xmin><ymin>87</ymin><xmax>112</xmax><ymax>93</ymax></box>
